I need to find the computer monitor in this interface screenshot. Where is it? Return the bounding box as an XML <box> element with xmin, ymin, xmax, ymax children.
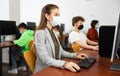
<box><xmin>27</xmin><ymin>22</ymin><xmax>36</xmax><ymax>30</ymax></box>
<box><xmin>99</xmin><ymin>26</ymin><xmax>115</xmax><ymax>58</ymax></box>
<box><xmin>0</xmin><ymin>20</ymin><xmax>16</xmax><ymax>35</ymax></box>
<box><xmin>110</xmin><ymin>14</ymin><xmax>120</xmax><ymax>71</ymax></box>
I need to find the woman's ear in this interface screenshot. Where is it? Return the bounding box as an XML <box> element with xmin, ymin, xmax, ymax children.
<box><xmin>45</xmin><ymin>13</ymin><xmax>50</xmax><ymax>20</ymax></box>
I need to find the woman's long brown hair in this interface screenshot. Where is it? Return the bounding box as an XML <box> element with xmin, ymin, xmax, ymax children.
<box><xmin>37</xmin><ymin>4</ymin><xmax>59</xmax><ymax>30</ymax></box>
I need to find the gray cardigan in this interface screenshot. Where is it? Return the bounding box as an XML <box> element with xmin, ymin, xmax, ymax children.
<box><xmin>34</xmin><ymin>28</ymin><xmax>77</xmax><ymax>73</ymax></box>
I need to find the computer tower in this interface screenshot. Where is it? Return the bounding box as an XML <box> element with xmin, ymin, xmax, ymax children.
<box><xmin>99</xmin><ymin>26</ymin><xmax>115</xmax><ymax>57</ymax></box>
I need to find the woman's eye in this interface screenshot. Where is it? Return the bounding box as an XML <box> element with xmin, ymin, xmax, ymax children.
<box><xmin>54</xmin><ymin>13</ymin><xmax>59</xmax><ymax>16</ymax></box>
<box><xmin>54</xmin><ymin>15</ymin><xmax>58</xmax><ymax>16</ymax></box>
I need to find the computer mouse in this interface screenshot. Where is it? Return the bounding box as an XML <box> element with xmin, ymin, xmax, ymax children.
<box><xmin>72</xmin><ymin>66</ymin><xmax>80</xmax><ymax>72</ymax></box>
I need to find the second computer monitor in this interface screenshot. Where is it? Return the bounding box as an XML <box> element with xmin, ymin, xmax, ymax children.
<box><xmin>111</xmin><ymin>14</ymin><xmax>120</xmax><ymax>62</ymax></box>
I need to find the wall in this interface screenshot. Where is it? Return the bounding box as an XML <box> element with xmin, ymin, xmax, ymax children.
<box><xmin>0</xmin><ymin>0</ymin><xmax>9</xmax><ymax>20</ymax></box>
<box><xmin>0</xmin><ymin>0</ymin><xmax>120</xmax><ymax>32</ymax></box>
<box><xmin>0</xmin><ymin>0</ymin><xmax>9</xmax><ymax>63</ymax></box>
<box><xmin>0</xmin><ymin>0</ymin><xmax>120</xmax><ymax>63</ymax></box>
<box><xmin>20</xmin><ymin>0</ymin><xmax>62</xmax><ymax>25</ymax></box>
<box><xmin>0</xmin><ymin>0</ymin><xmax>20</xmax><ymax>63</ymax></box>
<box><xmin>9</xmin><ymin>0</ymin><xmax>20</xmax><ymax>25</ymax></box>
<box><xmin>0</xmin><ymin>0</ymin><xmax>20</xmax><ymax>25</ymax></box>
<box><xmin>20</xmin><ymin>0</ymin><xmax>120</xmax><ymax>33</ymax></box>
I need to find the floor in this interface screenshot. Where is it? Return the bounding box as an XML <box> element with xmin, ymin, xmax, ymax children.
<box><xmin>2</xmin><ymin>63</ymin><xmax>31</xmax><ymax>76</ymax></box>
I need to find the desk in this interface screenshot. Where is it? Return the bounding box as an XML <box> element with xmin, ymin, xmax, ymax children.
<box><xmin>0</xmin><ymin>42</ymin><xmax>14</xmax><ymax>75</ymax></box>
<box><xmin>0</xmin><ymin>42</ymin><xmax>15</xmax><ymax>48</ymax></box>
<box><xmin>33</xmin><ymin>50</ymin><xmax>120</xmax><ymax>76</ymax></box>
<box><xmin>0</xmin><ymin>42</ymin><xmax>21</xmax><ymax>75</ymax></box>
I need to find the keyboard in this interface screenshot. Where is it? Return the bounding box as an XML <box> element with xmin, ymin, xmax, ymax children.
<box><xmin>110</xmin><ymin>63</ymin><xmax>120</xmax><ymax>71</ymax></box>
<box><xmin>77</xmin><ymin>58</ymin><xmax>96</xmax><ymax>68</ymax></box>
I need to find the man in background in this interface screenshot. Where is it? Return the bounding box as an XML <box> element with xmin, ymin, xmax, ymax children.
<box><xmin>8</xmin><ymin>23</ymin><xmax>34</xmax><ymax>74</ymax></box>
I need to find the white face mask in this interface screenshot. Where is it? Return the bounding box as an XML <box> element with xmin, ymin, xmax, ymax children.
<box><xmin>51</xmin><ymin>16</ymin><xmax>60</xmax><ymax>26</ymax></box>
<box><xmin>95</xmin><ymin>25</ymin><xmax>99</xmax><ymax>29</ymax></box>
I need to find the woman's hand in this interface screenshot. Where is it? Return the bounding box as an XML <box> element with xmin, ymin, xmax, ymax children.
<box><xmin>76</xmin><ymin>53</ymin><xmax>88</xmax><ymax>59</ymax></box>
<box><xmin>63</xmin><ymin>62</ymin><xmax>80</xmax><ymax>72</ymax></box>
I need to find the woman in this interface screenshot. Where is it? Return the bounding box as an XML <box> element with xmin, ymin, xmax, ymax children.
<box><xmin>87</xmin><ymin>20</ymin><xmax>99</xmax><ymax>42</ymax></box>
<box><xmin>69</xmin><ymin>16</ymin><xmax>98</xmax><ymax>51</ymax></box>
<box><xmin>34</xmin><ymin>4</ymin><xmax>88</xmax><ymax>73</ymax></box>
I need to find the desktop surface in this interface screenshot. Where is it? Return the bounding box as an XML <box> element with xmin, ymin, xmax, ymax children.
<box><xmin>0</xmin><ymin>41</ymin><xmax>15</xmax><ymax>48</ymax></box>
<box><xmin>0</xmin><ymin>41</ymin><xmax>20</xmax><ymax>76</ymax></box>
<box><xmin>33</xmin><ymin>50</ymin><xmax>120</xmax><ymax>76</ymax></box>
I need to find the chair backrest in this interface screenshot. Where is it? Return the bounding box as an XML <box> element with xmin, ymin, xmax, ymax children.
<box><xmin>23</xmin><ymin>40</ymin><xmax>36</xmax><ymax>73</ymax></box>
<box><xmin>71</xmin><ymin>43</ymin><xmax>81</xmax><ymax>53</ymax></box>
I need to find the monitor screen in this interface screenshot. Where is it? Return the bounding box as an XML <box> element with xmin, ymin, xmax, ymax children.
<box><xmin>110</xmin><ymin>14</ymin><xmax>120</xmax><ymax>71</ymax></box>
<box><xmin>27</xmin><ymin>22</ymin><xmax>36</xmax><ymax>30</ymax></box>
<box><xmin>0</xmin><ymin>20</ymin><xmax>16</xmax><ymax>35</ymax></box>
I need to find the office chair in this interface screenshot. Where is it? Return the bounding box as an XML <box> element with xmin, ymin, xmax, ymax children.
<box><xmin>23</xmin><ymin>40</ymin><xmax>36</xmax><ymax>73</ymax></box>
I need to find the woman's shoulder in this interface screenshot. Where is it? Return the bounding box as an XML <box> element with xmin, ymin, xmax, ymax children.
<box><xmin>36</xmin><ymin>28</ymin><xmax>47</xmax><ymax>32</ymax></box>
<box><xmin>35</xmin><ymin>29</ymin><xmax>46</xmax><ymax>35</ymax></box>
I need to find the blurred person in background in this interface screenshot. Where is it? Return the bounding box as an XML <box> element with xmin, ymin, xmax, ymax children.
<box><xmin>87</xmin><ymin>20</ymin><xmax>99</xmax><ymax>42</ymax></box>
